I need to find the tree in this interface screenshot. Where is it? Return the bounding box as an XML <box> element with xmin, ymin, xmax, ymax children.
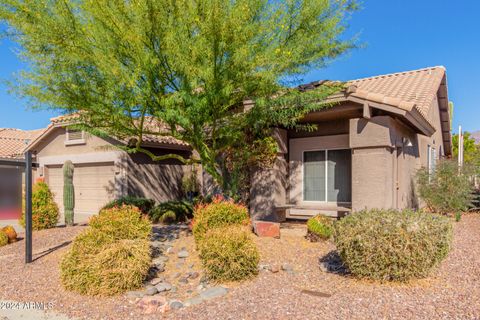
<box><xmin>452</xmin><ymin>132</ymin><xmax>480</xmax><ymax>172</ymax></box>
<box><xmin>0</xmin><ymin>0</ymin><xmax>357</xmax><ymax>196</ymax></box>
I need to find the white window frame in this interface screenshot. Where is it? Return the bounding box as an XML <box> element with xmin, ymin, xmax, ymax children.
<box><xmin>65</xmin><ymin>128</ymin><xmax>86</xmax><ymax>146</ymax></box>
<box><xmin>302</xmin><ymin>148</ymin><xmax>351</xmax><ymax>205</ymax></box>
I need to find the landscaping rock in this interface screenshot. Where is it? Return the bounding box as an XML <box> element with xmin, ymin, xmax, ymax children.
<box><xmin>178</xmin><ymin>249</ymin><xmax>189</xmax><ymax>258</ymax></box>
<box><xmin>126</xmin><ymin>290</ymin><xmax>145</xmax><ymax>300</ymax></box>
<box><xmin>149</xmin><ymin>277</ymin><xmax>164</xmax><ymax>286</ymax></box>
<box><xmin>155</xmin><ymin>282</ymin><xmax>172</xmax><ymax>292</ymax></box>
<box><xmin>187</xmin><ymin>271</ymin><xmax>200</xmax><ymax>279</ymax></box>
<box><xmin>269</xmin><ymin>265</ymin><xmax>280</xmax><ymax>273</ymax></box>
<box><xmin>136</xmin><ymin>296</ymin><xmax>169</xmax><ymax>314</ymax></box>
<box><xmin>183</xmin><ymin>296</ymin><xmax>204</xmax><ymax>307</ymax></box>
<box><xmin>196</xmin><ymin>284</ymin><xmax>206</xmax><ymax>292</ymax></box>
<box><xmin>281</xmin><ymin>263</ymin><xmax>293</xmax><ymax>272</ymax></box>
<box><xmin>253</xmin><ymin>220</ymin><xmax>281</xmax><ymax>238</ymax></box>
<box><xmin>169</xmin><ymin>300</ymin><xmax>184</xmax><ymax>310</ymax></box>
<box><xmin>170</xmin><ymin>286</ymin><xmax>178</xmax><ymax>293</ymax></box>
<box><xmin>144</xmin><ymin>286</ymin><xmax>158</xmax><ymax>296</ymax></box>
<box><xmin>200</xmin><ymin>286</ymin><xmax>228</xmax><ymax>300</ymax></box>
<box><xmin>178</xmin><ymin>277</ymin><xmax>189</xmax><ymax>285</ymax></box>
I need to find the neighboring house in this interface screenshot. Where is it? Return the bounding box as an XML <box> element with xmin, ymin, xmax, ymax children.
<box><xmin>251</xmin><ymin>66</ymin><xmax>452</xmax><ymax>221</ymax></box>
<box><xmin>0</xmin><ymin>128</ymin><xmax>45</xmax><ymax>220</ymax></box>
<box><xmin>26</xmin><ymin>115</ymin><xmax>192</xmax><ymax>223</ymax></box>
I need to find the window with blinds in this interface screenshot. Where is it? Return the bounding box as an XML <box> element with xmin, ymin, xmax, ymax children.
<box><xmin>303</xmin><ymin>149</ymin><xmax>352</xmax><ymax>203</ymax></box>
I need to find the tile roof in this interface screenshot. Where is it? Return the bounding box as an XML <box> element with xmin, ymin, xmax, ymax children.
<box><xmin>0</xmin><ymin>128</ymin><xmax>46</xmax><ymax>159</ymax></box>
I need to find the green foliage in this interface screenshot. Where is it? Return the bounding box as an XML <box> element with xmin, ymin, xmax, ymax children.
<box><xmin>63</xmin><ymin>160</ymin><xmax>75</xmax><ymax>226</ymax></box>
<box><xmin>182</xmin><ymin>166</ymin><xmax>200</xmax><ymax>195</ymax></box>
<box><xmin>20</xmin><ymin>182</ymin><xmax>59</xmax><ymax>230</ymax></box>
<box><xmin>0</xmin><ymin>232</ymin><xmax>8</xmax><ymax>247</ymax></box>
<box><xmin>192</xmin><ymin>197</ymin><xmax>250</xmax><ymax>242</ymax></box>
<box><xmin>417</xmin><ymin>159</ymin><xmax>475</xmax><ymax>214</ymax></box>
<box><xmin>61</xmin><ymin>205</ymin><xmax>152</xmax><ymax>296</ymax></box>
<box><xmin>334</xmin><ymin>209</ymin><xmax>453</xmax><ymax>282</ymax></box>
<box><xmin>148</xmin><ymin>200</ymin><xmax>193</xmax><ymax>224</ymax></box>
<box><xmin>306</xmin><ymin>214</ymin><xmax>333</xmax><ymax>241</ymax></box>
<box><xmin>455</xmin><ymin>212</ymin><xmax>462</xmax><ymax>222</ymax></box>
<box><xmin>452</xmin><ymin>132</ymin><xmax>480</xmax><ymax>173</ymax></box>
<box><xmin>94</xmin><ymin>205</ymin><xmax>152</xmax><ymax>240</ymax></box>
<box><xmin>198</xmin><ymin>225</ymin><xmax>259</xmax><ymax>282</ymax></box>
<box><xmin>102</xmin><ymin>196</ymin><xmax>155</xmax><ymax>215</ymax></box>
<box><xmin>0</xmin><ymin>0</ymin><xmax>357</xmax><ymax>196</ymax></box>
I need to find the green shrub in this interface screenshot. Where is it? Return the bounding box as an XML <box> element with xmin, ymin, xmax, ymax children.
<box><xmin>60</xmin><ymin>205</ymin><xmax>152</xmax><ymax>296</ymax></box>
<box><xmin>199</xmin><ymin>225</ymin><xmax>259</xmax><ymax>282</ymax></box>
<box><xmin>102</xmin><ymin>196</ymin><xmax>155</xmax><ymax>215</ymax></box>
<box><xmin>20</xmin><ymin>182</ymin><xmax>59</xmax><ymax>230</ymax></box>
<box><xmin>306</xmin><ymin>214</ymin><xmax>333</xmax><ymax>241</ymax></box>
<box><xmin>334</xmin><ymin>209</ymin><xmax>453</xmax><ymax>281</ymax></box>
<box><xmin>192</xmin><ymin>198</ymin><xmax>250</xmax><ymax>242</ymax></box>
<box><xmin>0</xmin><ymin>232</ymin><xmax>8</xmax><ymax>247</ymax></box>
<box><xmin>93</xmin><ymin>205</ymin><xmax>152</xmax><ymax>240</ymax></box>
<box><xmin>148</xmin><ymin>200</ymin><xmax>193</xmax><ymax>223</ymax></box>
<box><xmin>417</xmin><ymin>159</ymin><xmax>475</xmax><ymax>215</ymax></box>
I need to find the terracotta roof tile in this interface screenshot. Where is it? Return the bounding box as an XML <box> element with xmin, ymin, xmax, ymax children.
<box><xmin>0</xmin><ymin>128</ymin><xmax>46</xmax><ymax>159</ymax></box>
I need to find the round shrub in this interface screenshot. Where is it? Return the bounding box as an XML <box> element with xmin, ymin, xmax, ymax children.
<box><xmin>20</xmin><ymin>182</ymin><xmax>59</xmax><ymax>230</ymax></box>
<box><xmin>61</xmin><ymin>206</ymin><xmax>152</xmax><ymax>296</ymax></box>
<box><xmin>0</xmin><ymin>232</ymin><xmax>8</xmax><ymax>247</ymax></box>
<box><xmin>193</xmin><ymin>198</ymin><xmax>250</xmax><ymax>242</ymax></box>
<box><xmin>102</xmin><ymin>196</ymin><xmax>155</xmax><ymax>215</ymax></box>
<box><xmin>93</xmin><ymin>205</ymin><xmax>151</xmax><ymax>240</ymax></box>
<box><xmin>1</xmin><ymin>226</ymin><xmax>17</xmax><ymax>243</ymax></box>
<box><xmin>306</xmin><ymin>214</ymin><xmax>333</xmax><ymax>241</ymax></box>
<box><xmin>198</xmin><ymin>225</ymin><xmax>259</xmax><ymax>282</ymax></box>
<box><xmin>334</xmin><ymin>209</ymin><xmax>453</xmax><ymax>281</ymax></box>
<box><xmin>148</xmin><ymin>200</ymin><xmax>193</xmax><ymax>223</ymax></box>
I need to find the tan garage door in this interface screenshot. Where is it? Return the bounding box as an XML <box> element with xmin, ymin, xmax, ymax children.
<box><xmin>47</xmin><ymin>162</ymin><xmax>115</xmax><ymax>220</ymax></box>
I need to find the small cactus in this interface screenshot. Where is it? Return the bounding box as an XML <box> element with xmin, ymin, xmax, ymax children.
<box><xmin>63</xmin><ymin>160</ymin><xmax>75</xmax><ymax>226</ymax></box>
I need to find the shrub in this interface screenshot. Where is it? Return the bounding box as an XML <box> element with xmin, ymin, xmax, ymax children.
<box><xmin>0</xmin><ymin>232</ymin><xmax>8</xmax><ymax>247</ymax></box>
<box><xmin>93</xmin><ymin>205</ymin><xmax>152</xmax><ymax>240</ymax></box>
<box><xmin>334</xmin><ymin>209</ymin><xmax>453</xmax><ymax>281</ymax></box>
<box><xmin>306</xmin><ymin>214</ymin><xmax>333</xmax><ymax>241</ymax></box>
<box><xmin>192</xmin><ymin>197</ymin><xmax>250</xmax><ymax>242</ymax></box>
<box><xmin>20</xmin><ymin>182</ymin><xmax>59</xmax><ymax>230</ymax></box>
<box><xmin>1</xmin><ymin>226</ymin><xmax>17</xmax><ymax>243</ymax></box>
<box><xmin>148</xmin><ymin>200</ymin><xmax>193</xmax><ymax>223</ymax></box>
<box><xmin>61</xmin><ymin>205</ymin><xmax>152</xmax><ymax>296</ymax></box>
<box><xmin>102</xmin><ymin>196</ymin><xmax>155</xmax><ymax>215</ymax></box>
<box><xmin>417</xmin><ymin>159</ymin><xmax>475</xmax><ymax>215</ymax></box>
<box><xmin>198</xmin><ymin>225</ymin><xmax>259</xmax><ymax>282</ymax></box>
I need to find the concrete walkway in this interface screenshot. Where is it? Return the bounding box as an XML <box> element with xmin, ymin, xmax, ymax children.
<box><xmin>0</xmin><ymin>301</ymin><xmax>72</xmax><ymax>320</ymax></box>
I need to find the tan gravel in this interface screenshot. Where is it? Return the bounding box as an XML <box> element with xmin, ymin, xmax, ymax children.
<box><xmin>1</xmin><ymin>215</ymin><xmax>479</xmax><ymax>320</ymax></box>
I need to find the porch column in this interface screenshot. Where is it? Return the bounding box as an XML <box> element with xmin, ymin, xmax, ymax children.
<box><xmin>250</xmin><ymin>128</ymin><xmax>288</xmax><ymax>221</ymax></box>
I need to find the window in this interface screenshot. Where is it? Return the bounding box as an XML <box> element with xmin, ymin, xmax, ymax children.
<box><xmin>303</xmin><ymin>149</ymin><xmax>351</xmax><ymax>203</ymax></box>
<box><xmin>65</xmin><ymin>129</ymin><xmax>85</xmax><ymax>145</ymax></box>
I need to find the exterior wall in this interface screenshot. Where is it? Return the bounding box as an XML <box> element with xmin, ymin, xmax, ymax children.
<box><xmin>288</xmin><ymin>134</ymin><xmax>349</xmax><ymax>206</ymax></box>
<box><xmin>250</xmin><ymin>128</ymin><xmax>288</xmax><ymax>221</ymax></box>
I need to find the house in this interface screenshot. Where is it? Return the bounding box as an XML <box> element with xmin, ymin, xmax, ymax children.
<box><xmin>0</xmin><ymin>128</ymin><xmax>45</xmax><ymax>221</ymax></box>
<box><xmin>250</xmin><ymin>66</ymin><xmax>452</xmax><ymax>221</ymax></box>
<box><xmin>26</xmin><ymin>115</ymin><xmax>193</xmax><ymax>223</ymax></box>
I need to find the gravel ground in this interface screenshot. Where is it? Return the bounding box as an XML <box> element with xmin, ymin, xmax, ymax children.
<box><xmin>0</xmin><ymin>215</ymin><xmax>479</xmax><ymax>320</ymax></box>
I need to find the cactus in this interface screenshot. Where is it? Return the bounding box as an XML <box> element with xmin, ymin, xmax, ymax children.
<box><xmin>63</xmin><ymin>160</ymin><xmax>75</xmax><ymax>226</ymax></box>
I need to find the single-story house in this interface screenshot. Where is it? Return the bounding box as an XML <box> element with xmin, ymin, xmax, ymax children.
<box><xmin>250</xmin><ymin>66</ymin><xmax>452</xmax><ymax>220</ymax></box>
<box><xmin>0</xmin><ymin>128</ymin><xmax>45</xmax><ymax>220</ymax></box>
<box><xmin>26</xmin><ymin>115</ymin><xmax>194</xmax><ymax>223</ymax></box>
<box><xmin>19</xmin><ymin>66</ymin><xmax>451</xmax><ymax>223</ymax></box>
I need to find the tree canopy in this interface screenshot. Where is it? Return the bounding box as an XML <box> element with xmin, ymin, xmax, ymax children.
<box><xmin>0</xmin><ymin>0</ymin><xmax>357</xmax><ymax>195</ymax></box>
<box><xmin>453</xmin><ymin>132</ymin><xmax>480</xmax><ymax>173</ymax></box>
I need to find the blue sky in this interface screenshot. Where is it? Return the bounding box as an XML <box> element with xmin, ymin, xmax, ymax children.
<box><xmin>0</xmin><ymin>0</ymin><xmax>479</xmax><ymax>132</ymax></box>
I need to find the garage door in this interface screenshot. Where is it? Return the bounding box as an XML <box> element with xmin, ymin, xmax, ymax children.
<box><xmin>47</xmin><ymin>162</ymin><xmax>115</xmax><ymax>219</ymax></box>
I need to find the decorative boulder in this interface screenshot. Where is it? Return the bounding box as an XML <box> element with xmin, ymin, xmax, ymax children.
<box><xmin>253</xmin><ymin>221</ymin><xmax>280</xmax><ymax>238</ymax></box>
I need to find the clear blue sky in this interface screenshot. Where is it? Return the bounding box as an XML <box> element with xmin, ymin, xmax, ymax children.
<box><xmin>0</xmin><ymin>0</ymin><xmax>479</xmax><ymax>133</ymax></box>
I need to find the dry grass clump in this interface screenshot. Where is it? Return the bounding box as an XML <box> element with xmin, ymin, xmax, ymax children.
<box><xmin>60</xmin><ymin>205</ymin><xmax>152</xmax><ymax>296</ymax></box>
<box><xmin>334</xmin><ymin>209</ymin><xmax>452</xmax><ymax>281</ymax></box>
<box><xmin>0</xmin><ymin>232</ymin><xmax>8</xmax><ymax>247</ymax></box>
<box><xmin>198</xmin><ymin>225</ymin><xmax>259</xmax><ymax>282</ymax></box>
<box><xmin>1</xmin><ymin>225</ymin><xmax>17</xmax><ymax>243</ymax></box>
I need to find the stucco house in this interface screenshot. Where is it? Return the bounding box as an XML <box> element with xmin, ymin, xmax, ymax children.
<box><xmin>250</xmin><ymin>66</ymin><xmax>452</xmax><ymax>221</ymax></box>
<box><xmin>26</xmin><ymin>115</ymin><xmax>193</xmax><ymax>223</ymax></box>
<box><xmin>0</xmin><ymin>128</ymin><xmax>45</xmax><ymax>220</ymax></box>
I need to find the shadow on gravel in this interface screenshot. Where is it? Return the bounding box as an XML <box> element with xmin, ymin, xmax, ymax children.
<box><xmin>33</xmin><ymin>241</ymin><xmax>72</xmax><ymax>262</ymax></box>
<box><xmin>318</xmin><ymin>250</ymin><xmax>349</xmax><ymax>275</ymax></box>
